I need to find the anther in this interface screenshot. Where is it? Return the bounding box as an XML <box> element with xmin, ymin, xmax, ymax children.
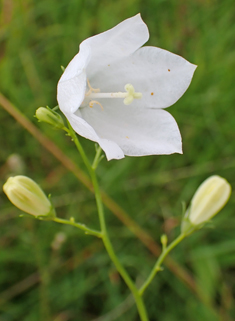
<box><xmin>89</xmin><ymin>100</ymin><xmax>104</xmax><ymax>110</ymax></box>
<box><xmin>86</xmin><ymin>79</ymin><xmax>100</xmax><ymax>97</ymax></box>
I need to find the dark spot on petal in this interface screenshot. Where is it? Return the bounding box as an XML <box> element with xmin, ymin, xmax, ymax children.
<box><xmin>168</xmin><ymin>69</ymin><xmax>170</xmax><ymax>72</ymax></box>
<box><xmin>151</xmin><ymin>92</ymin><xmax>154</xmax><ymax>95</ymax></box>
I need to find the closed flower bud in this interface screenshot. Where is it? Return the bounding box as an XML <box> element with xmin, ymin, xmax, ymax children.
<box><xmin>35</xmin><ymin>107</ymin><xmax>65</xmax><ymax>129</ymax></box>
<box><xmin>182</xmin><ymin>175</ymin><xmax>231</xmax><ymax>234</ymax></box>
<box><xmin>3</xmin><ymin>175</ymin><xmax>55</xmax><ymax>218</ymax></box>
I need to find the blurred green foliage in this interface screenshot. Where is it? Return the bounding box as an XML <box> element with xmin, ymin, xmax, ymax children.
<box><xmin>0</xmin><ymin>0</ymin><xmax>235</xmax><ymax>320</ymax></box>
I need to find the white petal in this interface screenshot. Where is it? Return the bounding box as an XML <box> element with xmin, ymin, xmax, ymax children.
<box><xmin>65</xmin><ymin>112</ymin><xmax>124</xmax><ymax>160</ymax></box>
<box><xmin>98</xmin><ymin>138</ymin><xmax>124</xmax><ymax>161</ymax></box>
<box><xmin>84</xmin><ymin>14</ymin><xmax>149</xmax><ymax>77</ymax></box>
<box><xmin>90</xmin><ymin>46</ymin><xmax>197</xmax><ymax>109</ymax></box>
<box><xmin>78</xmin><ymin>101</ymin><xmax>182</xmax><ymax>156</ymax></box>
<box><xmin>57</xmin><ymin>44</ymin><xmax>91</xmax><ymax>113</ymax></box>
<box><xmin>57</xmin><ymin>14</ymin><xmax>149</xmax><ymax>114</ymax></box>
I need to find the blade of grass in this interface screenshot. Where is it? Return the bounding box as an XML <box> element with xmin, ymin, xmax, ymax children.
<box><xmin>0</xmin><ymin>240</ymin><xmax>101</xmax><ymax>303</ymax></box>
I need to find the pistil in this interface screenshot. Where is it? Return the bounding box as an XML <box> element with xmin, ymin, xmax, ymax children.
<box><xmin>86</xmin><ymin>83</ymin><xmax>142</xmax><ymax>107</ymax></box>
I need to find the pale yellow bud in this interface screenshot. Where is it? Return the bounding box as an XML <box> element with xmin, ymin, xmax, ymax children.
<box><xmin>3</xmin><ymin>176</ymin><xmax>55</xmax><ymax>218</ymax></box>
<box><xmin>35</xmin><ymin>107</ymin><xmax>65</xmax><ymax>129</ymax></box>
<box><xmin>182</xmin><ymin>175</ymin><xmax>231</xmax><ymax>233</ymax></box>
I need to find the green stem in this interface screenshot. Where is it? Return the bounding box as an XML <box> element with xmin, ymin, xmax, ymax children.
<box><xmin>67</xmin><ymin>123</ymin><xmax>149</xmax><ymax>321</ymax></box>
<box><xmin>66</xmin><ymin>121</ymin><xmax>93</xmax><ymax>177</ymax></box>
<box><xmin>90</xmin><ymin>168</ymin><xmax>149</xmax><ymax>321</ymax></box>
<box><xmin>53</xmin><ymin>217</ymin><xmax>102</xmax><ymax>238</ymax></box>
<box><xmin>139</xmin><ymin>233</ymin><xmax>186</xmax><ymax>296</ymax></box>
<box><xmin>92</xmin><ymin>145</ymin><xmax>103</xmax><ymax>170</ymax></box>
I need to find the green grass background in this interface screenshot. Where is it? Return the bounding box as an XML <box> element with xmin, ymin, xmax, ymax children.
<box><xmin>0</xmin><ymin>0</ymin><xmax>235</xmax><ymax>320</ymax></box>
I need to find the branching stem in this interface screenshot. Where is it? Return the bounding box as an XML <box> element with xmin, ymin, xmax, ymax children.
<box><xmin>67</xmin><ymin>121</ymin><xmax>149</xmax><ymax>321</ymax></box>
<box><xmin>139</xmin><ymin>233</ymin><xmax>186</xmax><ymax>296</ymax></box>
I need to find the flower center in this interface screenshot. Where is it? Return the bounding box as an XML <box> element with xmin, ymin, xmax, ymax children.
<box><xmin>85</xmin><ymin>80</ymin><xmax>142</xmax><ymax>109</ymax></box>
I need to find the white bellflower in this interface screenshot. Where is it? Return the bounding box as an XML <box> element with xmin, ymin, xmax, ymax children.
<box><xmin>57</xmin><ymin>14</ymin><xmax>197</xmax><ymax>160</ymax></box>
